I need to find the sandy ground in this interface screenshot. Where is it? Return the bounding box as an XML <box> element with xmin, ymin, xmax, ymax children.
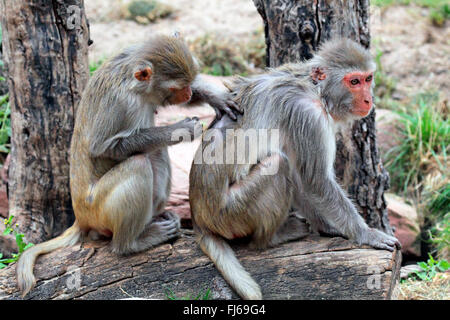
<box><xmin>371</xmin><ymin>5</ymin><xmax>449</xmax><ymax>100</ymax></box>
<box><xmin>85</xmin><ymin>0</ymin><xmax>262</xmax><ymax>62</ymax></box>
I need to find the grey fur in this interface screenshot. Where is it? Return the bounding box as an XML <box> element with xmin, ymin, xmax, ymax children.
<box><xmin>189</xmin><ymin>38</ymin><xmax>400</xmax><ymax>300</ymax></box>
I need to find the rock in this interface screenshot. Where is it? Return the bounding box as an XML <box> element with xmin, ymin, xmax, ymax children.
<box><xmin>400</xmin><ymin>264</ymin><xmax>422</xmax><ymax>279</ymax></box>
<box><xmin>385</xmin><ymin>193</ymin><xmax>421</xmax><ymax>257</ymax></box>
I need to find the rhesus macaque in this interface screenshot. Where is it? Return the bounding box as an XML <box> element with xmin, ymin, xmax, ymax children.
<box><xmin>16</xmin><ymin>35</ymin><xmax>240</xmax><ymax>297</ymax></box>
<box><xmin>189</xmin><ymin>38</ymin><xmax>401</xmax><ymax>300</ymax></box>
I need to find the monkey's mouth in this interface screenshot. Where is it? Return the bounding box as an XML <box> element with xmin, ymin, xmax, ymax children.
<box><xmin>162</xmin><ymin>96</ymin><xmax>171</xmax><ymax>106</ymax></box>
<box><xmin>352</xmin><ymin>109</ymin><xmax>371</xmax><ymax>117</ymax></box>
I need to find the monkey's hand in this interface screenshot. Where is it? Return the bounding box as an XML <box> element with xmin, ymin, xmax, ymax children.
<box><xmin>205</xmin><ymin>92</ymin><xmax>243</xmax><ymax>121</ymax></box>
<box><xmin>171</xmin><ymin>117</ymin><xmax>203</xmax><ymax>143</ymax></box>
<box><xmin>358</xmin><ymin>228</ymin><xmax>401</xmax><ymax>252</ymax></box>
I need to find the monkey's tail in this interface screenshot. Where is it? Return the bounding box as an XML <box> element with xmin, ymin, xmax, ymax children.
<box><xmin>16</xmin><ymin>222</ymin><xmax>81</xmax><ymax>297</ymax></box>
<box><xmin>198</xmin><ymin>233</ymin><xmax>262</xmax><ymax>300</ymax></box>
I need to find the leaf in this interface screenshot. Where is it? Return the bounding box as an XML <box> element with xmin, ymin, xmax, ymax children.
<box><xmin>0</xmin><ymin>145</ymin><xmax>9</xmax><ymax>153</ymax></box>
<box><xmin>15</xmin><ymin>233</ymin><xmax>24</xmax><ymax>252</ymax></box>
<box><xmin>0</xmin><ymin>257</ymin><xmax>17</xmax><ymax>264</ymax></box>
<box><xmin>437</xmin><ymin>260</ymin><xmax>449</xmax><ymax>271</ymax></box>
<box><xmin>414</xmin><ymin>271</ymin><xmax>427</xmax><ymax>281</ymax></box>
<box><xmin>3</xmin><ymin>227</ymin><xmax>12</xmax><ymax>235</ymax></box>
<box><xmin>427</xmin><ymin>253</ymin><xmax>436</xmax><ymax>265</ymax></box>
<box><xmin>23</xmin><ymin>243</ymin><xmax>34</xmax><ymax>251</ymax></box>
<box><xmin>0</xmin><ymin>263</ymin><xmax>6</xmax><ymax>269</ymax></box>
<box><xmin>418</xmin><ymin>261</ymin><xmax>428</xmax><ymax>270</ymax></box>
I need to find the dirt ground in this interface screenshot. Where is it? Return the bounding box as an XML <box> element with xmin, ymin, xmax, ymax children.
<box><xmin>85</xmin><ymin>0</ymin><xmax>449</xmax><ymax>100</ymax></box>
<box><xmin>85</xmin><ymin>0</ymin><xmax>261</xmax><ymax>61</ymax></box>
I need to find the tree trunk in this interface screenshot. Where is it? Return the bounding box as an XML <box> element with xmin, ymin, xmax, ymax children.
<box><xmin>0</xmin><ymin>0</ymin><xmax>90</xmax><ymax>243</ymax></box>
<box><xmin>0</xmin><ymin>233</ymin><xmax>402</xmax><ymax>300</ymax></box>
<box><xmin>253</xmin><ymin>0</ymin><xmax>393</xmax><ymax>234</ymax></box>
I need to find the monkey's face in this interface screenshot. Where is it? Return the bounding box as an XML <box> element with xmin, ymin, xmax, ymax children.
<box><xmin>167</xmin><ymin>84</ymin><xmax>193</xmax><ymax>105</ymax></box>
<box><xmin>342</xmin><ymin>71</ymin><xmax>374</xmax><ymax>118</ymax></box>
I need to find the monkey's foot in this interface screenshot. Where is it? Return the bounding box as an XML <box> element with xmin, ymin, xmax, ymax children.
<box><xmin>269</xmin><ymin>213</ymin><xmax>310</xmax><ymax>246</ymax></box>
<box><xmin>147</xmin><ymin>211</ymin><xmax>181</xmax><ymax>241</ymax></box>
<box><xmin>359</xmin><ymin>228</ymin><xmax>401</xmax><ymax>252</ymax></box>
<box><xmin>154</xmin><ymin>211</ymin><xmax>181</xmax><ymax>229</ymax></box>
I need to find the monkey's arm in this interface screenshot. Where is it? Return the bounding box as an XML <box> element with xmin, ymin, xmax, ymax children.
<box><xmin>89</xmin><ymin>118</ymin><xmax>200</xmax><ymax>161</ymax></box>
<box><xmin>189</xmin><ymin>74</ymin><xmax>242</xmax><ymax>120</ymax></box>
<box><xmin>290</xmin><ymin>104</ymin><xmax>400</xmax><ymax>251</ymax></box>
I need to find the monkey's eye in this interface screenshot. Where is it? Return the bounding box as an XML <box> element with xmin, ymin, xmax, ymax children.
<box><xmin>365</xmin><ymin>75</ymin><xmax>373</xmax><ymax>82</ymax></box>
<box><xmin>350</xmin><ymin>79</ymin><xmax>360</xmax><ymax>85</ymax></box>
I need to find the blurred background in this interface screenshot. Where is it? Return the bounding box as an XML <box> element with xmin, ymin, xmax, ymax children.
<box><xmin>0</xmin><ymin>0</ymin><xmax>448</xmax><ymax>299</ymax></box>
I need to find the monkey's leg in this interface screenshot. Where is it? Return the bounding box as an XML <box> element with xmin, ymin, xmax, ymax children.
<box><xmin>224</xmin><ymin>153</ymin><xmax>294</xmax><ymax>248</ymax></box>
<box><xmin>293</xmin><ymin>191</ymin><xmax>344</xmax><ymax>237</ymax></box>
<box><xmin>148</xmin><ymin>148</ymin><xmax>172</xmax><ymax>215</ymax></box>
<box><xmin>297</xmin><ymin>176</ymin><xmax>400</xmax><ymax>251</ymax></box>
<box><xmin>91</xmin><ymin>155</ymin><xmax>179</xmax><ymax>255</ymax></box>
<box><xmin>268</xmin><ymin>212</ymin><xmax>310</xmax><ymax>247</ymax></box>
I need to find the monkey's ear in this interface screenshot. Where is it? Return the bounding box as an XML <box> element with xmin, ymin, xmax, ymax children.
<box><xmin>134</xmin><ymin>67</ymin><xmax>153</xmax><ymax>82</ymax></box>
<box><xmin>310</xmin><ymin>67</ymin><xmax>327</xmax><ymax>83</ymax></box>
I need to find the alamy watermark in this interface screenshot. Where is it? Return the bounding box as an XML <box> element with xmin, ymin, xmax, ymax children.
<box><xmin>65</xmin><ymin>265</ymin><xmax>82</xmax><ymax>291</ymax></box>
<box><xmin>66</xmin><ymin>5</ymin><xmax>81</xmax><ymax>30</ymax></box>
<box><xmin>366</xmin><ymin>265</ymin><xmax>382</xmax><ymax>290</ymax></box>
<box><xmin>172</xmin><ymin>127</ymin><xmax>281</xmax><ymax>176</ymax></box>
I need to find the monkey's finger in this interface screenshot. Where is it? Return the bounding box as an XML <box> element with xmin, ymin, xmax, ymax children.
<box><xmin>214</xmin><ymin>108</ymin><xmax>223</xmax><ymax>120</ymax></box>
<box><xmin>394</xmin><ymin>238</ymin><xmax>402</xmax><ymax>249</ymax></box>
<box><xmin>384</xmin><ymin>235</ymin><xmax>401</xmax><ymax>249</ymax></box>
<box><xmin>376</xmin><ymin>243</ymin><xmax>395</xmax><ymax>252</ymax></box>
<box><xmin>192</xmin><ymin>116</ymin><xmax>200</xmax><ymax>122</ymax></box>
<box><xmin>221</xmin><ymin>105</ymin><xmax>238</xmax><ymax>121</ymax></box>
<box><xmin>228</xmin><ymin>100</ymin><xmax>243</xmax><ymax>114</ymax></box>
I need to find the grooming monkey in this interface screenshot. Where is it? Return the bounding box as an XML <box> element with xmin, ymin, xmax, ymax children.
<box><xmin>189</xmin><ymin>38</ymin><xmax>401</xmax><ymax>300</ymax></box>
<box><xmin>16</xmin><ymin>35</ymin><xmax>240</xmax><ymax>296</ymax></box>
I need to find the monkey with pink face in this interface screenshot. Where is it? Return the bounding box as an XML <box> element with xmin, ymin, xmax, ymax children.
<box><xmin>189</xmin><ymin>38</ymin><xmax>401</xmax><ymax>300</ymax></box>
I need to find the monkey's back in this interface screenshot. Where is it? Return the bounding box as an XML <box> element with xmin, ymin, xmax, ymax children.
<box><xmin>190</xmin><ymin>68</ymin><xmax>320</xmax><ymax>237</ymax></box>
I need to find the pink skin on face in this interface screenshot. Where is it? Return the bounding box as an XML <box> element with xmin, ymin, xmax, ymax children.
<box><xmin>169</xmin><ymin>86</ymin><xmax>192</xmax><ymax>104</ymax></box>
<box><xmin>342</xmin><ymin>71</ymin><xmax>374</xmax><ymax>117</ymax></box>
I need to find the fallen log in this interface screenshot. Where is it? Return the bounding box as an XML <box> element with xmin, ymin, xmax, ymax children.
<box><xmin>0</xmin><ymin>231</ymin><xmax>401</xmax><ymax>300</ymax></box>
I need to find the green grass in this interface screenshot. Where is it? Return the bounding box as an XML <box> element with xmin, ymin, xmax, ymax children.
<box><xmin>0</xmin><ymin>93</ymin><xmax>10</xmax><ymax>154</ymax></box>
<box><xmin>373</xmin><ymin>0</ymin><xmax>449</xmax><ymax>8</ymax></box>
<box><xmin>164</xmin><ymin>286</ymin><xmax>211</xmax><ymax>300</ymax></box>
<box><xmin>126</xmin><ymin>0</ymin><xmax>173</xmax><ymax>24</ymax></box>
<box><xmin>407</xmin><ymin>253</ymin><xmax>449</xmax><ymax>281</ymax></box>
<box><xmin>428</xmin><ymin>212</ymin><xmax>450</xmax><ymax>259</ymax></box>
<box><xmin>0</xmin><ymin>216</ymin><xmax>34</xmax><ymax>269</ymax></box>
<box><xmin>89</xmin><ymin>57</ymin><xmax>107</xmax><ymax>76</ymax></box>
<box><xmin>373</xmin><ymin>0</ymin><xmax>449</xmax><ymax>26</ymax></box>
<box><xmin>189</xmin><ymin>30</ymin><xmax>265</xmax><ymax>77</ymax></box>
<box><xmin>429</xmin><ymin>3</ymin><xmax>450</xmax><ymax>27</ymax></box>
<box><xmin>384</xmin><ymin>92</ymin><xmax>449</xmax><ymax>195</ymax></box>
<box><xmin>373</xmin><ymin>48</ymin><xmax>397</xmax><ymax>110</ymax></box>
<box><xmin>382</xmin><ymin>91</ymin><xmax>449</xmax><ymax>258</ymax></box>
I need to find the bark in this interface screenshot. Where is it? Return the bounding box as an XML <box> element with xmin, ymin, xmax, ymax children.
<box><xmin>0</xmin><ymin>0</ymin><xmax>90</xmax><ymax>242</ymax></box>
<box><xmin>253</xmin><ymin>0</ymin><xmax>393</xmax><ymax>234</ymax></box>
<box><xmin>0</xmin><ymin>233</ymin><xmax>402</xmax><ymax>300</ymax></box>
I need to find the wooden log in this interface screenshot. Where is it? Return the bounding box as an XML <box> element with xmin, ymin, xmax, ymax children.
<box><xmin>0</xmin><ymin>232</ymin><xmax>401</xmax><ymax>300</ymax></box>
